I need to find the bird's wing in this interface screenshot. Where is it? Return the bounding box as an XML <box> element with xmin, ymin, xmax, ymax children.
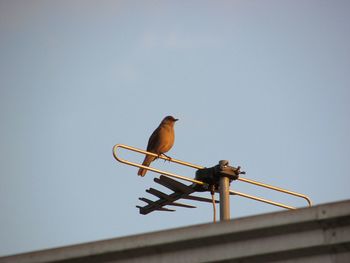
<box><xmin>146</xmin><ymin>126</ymin><xmax>161</xmax><ymax>152</ymax></box>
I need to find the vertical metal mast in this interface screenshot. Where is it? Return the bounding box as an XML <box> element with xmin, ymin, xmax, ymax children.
<box><xmin>218</xmin><ymin>160</ymin><xmax>233</xmax><ymax>221</ymax></box>
<box><xmin>219</xmin><ymin>175</ymin><xmax>230</xmax><ymax>221</ymax></box>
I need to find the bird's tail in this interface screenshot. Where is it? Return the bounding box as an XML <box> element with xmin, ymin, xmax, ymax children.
<box><xmin>137</xmin><ymin>155</ymin><xmax>155</xmax><ymax>177</ymax></box>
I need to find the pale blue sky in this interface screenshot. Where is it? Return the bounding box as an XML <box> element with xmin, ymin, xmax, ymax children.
<box><xmin>1</xmin><ymin>0</ymin><xmax>350</xmax><ymax>257</ymax></box>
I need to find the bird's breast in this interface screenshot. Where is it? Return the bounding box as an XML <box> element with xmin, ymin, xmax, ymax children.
<box><xmin>158</xmin><ymin>125</ymin><xmax>175</xmax><ymax>153</ymax></box>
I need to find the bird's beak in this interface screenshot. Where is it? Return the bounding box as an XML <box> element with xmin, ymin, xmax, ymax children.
<box><xmin>174</xmin><ymin>118</ymin><xmax>179</xmax><ymax>121</ymax></box>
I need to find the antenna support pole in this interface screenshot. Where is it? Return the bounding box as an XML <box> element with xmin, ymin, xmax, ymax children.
<box><xmin>218</xmin><ymin>160</ymin><xmax>238</xmax><ymax>221</ymax></box>
<box><xmin>220</xmin><ymin>175</ymin><xmax>230</xmax><ymax>221</ymax></box>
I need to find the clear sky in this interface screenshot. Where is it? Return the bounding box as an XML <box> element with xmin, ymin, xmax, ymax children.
<box><xmin>1</xmin><ymin>0</ymin><xmax>349</xmax><ymax>257</ymax></box>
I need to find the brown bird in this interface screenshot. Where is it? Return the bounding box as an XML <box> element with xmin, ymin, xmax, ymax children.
<box><xmin>138</xmin><ymin>116</ymin><xmax>178</xmax><ymax>176</ymax></box>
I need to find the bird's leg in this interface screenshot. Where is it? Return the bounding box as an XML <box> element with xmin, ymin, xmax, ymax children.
<box><xmin>161</xmin><ymin>153</ymin><xmax>172</xmax><ymax>162</ymax></box>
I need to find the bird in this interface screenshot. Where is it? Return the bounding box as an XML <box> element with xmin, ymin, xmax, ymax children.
<box><xmin>138</xmin><ymin>116</ymin><xmax>178</xmax><ymax>177</ymax></box>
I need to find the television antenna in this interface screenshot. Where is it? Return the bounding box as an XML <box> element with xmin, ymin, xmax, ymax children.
<box><xmin>113</xmin><ymin>144</ymin><xmax>312</xmax><ymax>222</ymax></box>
